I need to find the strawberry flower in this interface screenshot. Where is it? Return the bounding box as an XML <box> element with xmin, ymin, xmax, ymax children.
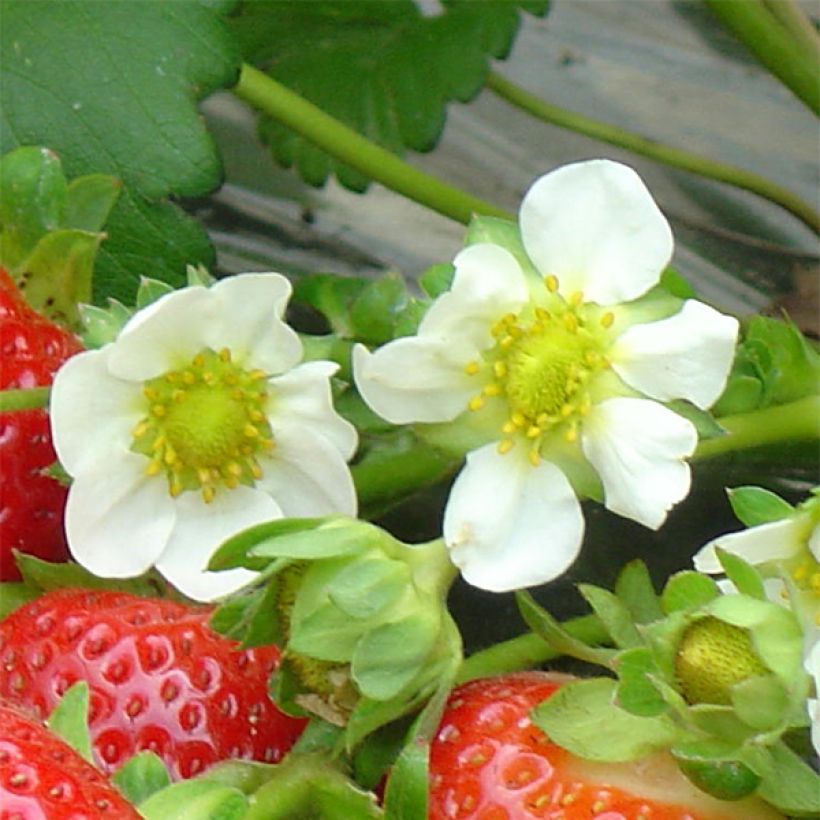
<box><xmin>354</xmin><ymin>160</ymin><xmax>738</xmax><ymax>592</ymax></box>
<box><xmin>51</xmin><ymin>273</ymin><xmax>357</xmax><ymax>601</ymax></box>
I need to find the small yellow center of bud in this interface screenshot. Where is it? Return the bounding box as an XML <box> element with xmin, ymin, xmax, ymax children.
<box><xmin>131</xmin><ymin>348</ymin><xmax>274</xmax><ymax>503</ymax></box>
<box><xmin>675</xmin><ymin>616</ymin><xmax>769</xmax><ymax>705</ymax></box>
<box><xmin>463</xmin><ymin>276</ymin><xmax>614</xmax><ymax>466</ymax></box>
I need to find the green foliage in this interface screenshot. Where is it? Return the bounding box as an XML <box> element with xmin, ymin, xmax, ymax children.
<box><xmin>47</xmin><ymin>681</ymin><xmax>93</xmax><ymax>763</ymax></box>
<box><xmin>713</xmin><ymin>315</ymin><xmax>820</xmax><ymax>416</ymax></box>
<box><xmin>231</xmin><ymin>0</ymin><xmax>549</xmax><ymax>190</ymax></box>
<box><xmin>0</xmin><ymin>146</ymin><xmax>119</xmax><ymax>325</ymax></box>
<box><xmin>112</xmin><ymin>752</ymin><xmax>172</xmax><ymax>807</ymax></box>
<box><xmin>138</xmin><ymin>779</ymin><xmax>249</xmax><ymax>820</ymax></box>
<box><xmin>0</xmin><ymin>0</ymin><xmax>241</xmax><ymax>304</ymax></box>
<box><xmin>727</xmin><ymin>485</ymin><xmax>795</xmax><ymax>527</ymax></box>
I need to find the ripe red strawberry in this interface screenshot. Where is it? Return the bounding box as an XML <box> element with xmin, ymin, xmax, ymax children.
<box><xmin>0</xmin><ymin>267</ymin><xmax>83</xmax><ymax>580</ymax></box>
<box><xmin>428</xmin><ymin>672</ymin><xmax>783</xmax><ymax>820</ymax></box>
<box><xmin>0</xmin><ymin>589</ymin><xmax>308</xmax><ymax>780</ymax></box>
<box><xmin>0</xmin><ymin>699</ymin><xmax>141</xmax><ymax>819</ymax></box>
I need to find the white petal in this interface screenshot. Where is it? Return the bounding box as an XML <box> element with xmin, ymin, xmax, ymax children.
<box><xmin>353</xmin><ymin>340</ymin><xmax>474</xmax><ymax>424</ymax></box>
<box><xmin>107</xmin><ymin>286</ymin><xmax>215</xmax><ymax>380</ymax></box>
<box><xmin>419</xmin><ymin>243</ymin><xmax>528</xmax><ymax>347</ymax></box>
<box><xmin>443</xmin><ymin>443</ymin><xmax>584</xmax><ymax>592</ymax></box>
<box><xmin>582</xmin><ymin>397</ymin><xmax>697</xmax><ymax>529</ymax></box>
<box><xmin>519</xmin><ymin>159</ymin><xmax>673</xmax><ymax>305</ymax></box>
<box><xmin>611</xmin><ymin>300</ymin><xmax>739</xmax><ymax>409</ymax></box>
<box><xmin>693</xmin><ymin>516</ymin><xmax>807</xmax><ymax>574</ymax></box>
<box><xmin>269</xmin><ymin>360</ymin><xmax>357</xmax><ymax>460</ymax></box>
<box><xmin>50</xmin><ymin>347</ymin><xmax>143</xmax><ymax>476</ymax></box>
<box><xmin>208</xmin><ymin>273</ymin><xmax>302</xmax><ymax>374</ymax></box>
<box><xmin>258</xmin><ymin>423</ymin><xmax>357</xmax><ymax>518</ymax></box>
<box><xmin>155</xmin><ymin>488</ymin><xmax>279</xmax><ymax>601</ymax></box>
<box><xmin>64</xmin><ymin>451</ymin><xmax>175</xmax><ymax>577</ymax></box>
<box><xmin>810</xmin><ymin>523</ymin><xmax>820</xmax><ymax>562</ymax></box>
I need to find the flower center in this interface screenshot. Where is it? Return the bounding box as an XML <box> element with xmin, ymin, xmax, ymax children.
<box><xmin>463</xmin><ymin>276</ymin><xmax>613</xmax><ymax>465</ymax></box>
<box><xmin>131</xmin><ymin>348</ymin><xmax>274</xmax><ymax>502</ymax></box>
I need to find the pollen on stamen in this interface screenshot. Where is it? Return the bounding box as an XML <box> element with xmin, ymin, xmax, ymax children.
<box><xmin>562</xmin><ymin>313</ymin><xmax>579</xmax><ymax>333</ymax></box>
<box><xmin>511</xmin><ymin>412</ymin><xmax>526</xmax><ymax>428</ymax></box>
<box><xmin>182</xmin><ymin>371</ymin><xmax>196</xmax><ymax>385</ymax></box>
<box><xmin>243</xmin><ymin>424</ymin><xmax>259</xmax><ymax>438</ymax></box>
<box><xmin>468</xmin><ymin>395</ymin><xmax>485</xmax><ymax>412</ymax></box>
<box><xmin>219</xmin><ymin>348</ymin><xmax>231</xmax><ymax>362</ymax></box>
<box><xmin>535</xmin><ymin>307</ymin><xmax>551</xmax><ymax>322</ymax></box>
<box><xmin>132</xmin><ymin>421</ymin><xmax>149</xmax><ymax>438</ymax></box>
<box><xmin>565</xmin><ymin>424</ymin><xmax>578</xmax><ymax>444</ymax></box>
<box><xmin>545</xmin><ymin>275</ymin><xmax>559</xmax><ymax>293</ymax></box>
<box><xmin>202</xmin><ymin>485</ymin><xmax>216</xmax><ymax>504</ymax></box>
<box><xmin>560</xmin><ymin>403</ymin><xmax>574</xmax><ymax>418</ymax></box>
<box><xmin>569</xmin><ymin>291</ymin><xmax>584</xmax><ymax>306</ymax></box>
<box><xmin>146</xmin><ymin>460</ymin><xmax>162</xmax><ymax>477</ymax></box>
<box><xmin>526</xmin><ymin>425</ymin><xmax>541</xmax><ymax>439</ymax></box>
<box><xmin>528</xmin><ymin>448</ymin><xmax>541</xmax><ymax>467</ymax></box>
<box><xmin>600</xmin><ymin>311</ymin><xmax>615</xmax><ymax>328</ymax></box>
<box><xmin>249</xmin><ymin>459</ymin><xmax>263</xmax><ymax>480</ymax></box>
<box><xmin>193</xmin><ymin>353</ymin><xmax>205</xmax><ymax>368</ymax></box>
<box><xmin>249</xmin><ymin>370</ymin><xmax>267</xmax><ymax>382</ymax></box>
<box><xmin>152</xmin><ymin>404</ymin><xmax>167</xmax><ymax>417</ymax></box>
<box><xmin>143</xmin><ymin>386</ymin><xmax>159</xmax><ymax>400</ymax></box>
<box><xmin>493</xmin><ymin>361</ymin><xmax>507</xmax><ymax>378</ymax></box>
<box><xmin>502</xmin><ymin>420</ymin><xmax>516</xmax><ymax>434</ymax></box>
<box><xmin>483</xmin><ymin>383</ymin><xmax>502</xmax><ymax>397</ymax></box>
<box><xmin>497</xmin><ymin>439</ymin><xmax>514</xmax><ymax>455</ymax></box>
<box><xmin>464</xmin><ymin>361</ymin><xmax>480</xmax><ymax>376</ymax></box>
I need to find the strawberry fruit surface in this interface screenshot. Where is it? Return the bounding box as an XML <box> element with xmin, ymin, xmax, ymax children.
<box><xmin>0</xmin><ymin>268</ymin><xmax>83</xmax><ymax>580</ymax></box>
<box><xmin>0</xmin><ymin>588</ymin><xmax>307</xmax><ymax>780</ymax></box>
<box><xmin>428</xmin><ymin>672</ymin><xmax>783</xmax><ymax>820</ymax></box>
<box><xmin>0</xmin><ymin>698</ymin><xmax>141</xmax><ymax>819</ymax></box>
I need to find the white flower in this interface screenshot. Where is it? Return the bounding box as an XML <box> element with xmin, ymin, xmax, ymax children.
<box><xmin>806</xmin><ymin>640</ymin><xmax>820</xmax><ymax>756</ymax></box>
<box><xmin>354</xmin><ymin>159</ymin><xmax>738</xmax><ymax>592</ymax></box>
<box><xmin>51</xmin><ymin>273</ymin><xmax>357</xmax><ymax>601</ymax></box>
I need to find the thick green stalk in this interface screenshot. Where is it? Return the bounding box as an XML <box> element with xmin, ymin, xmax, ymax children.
<box><xmin>704</xmin><ymin>0</ymin><xmax>820</xmax><ymax>114</ymax></box>
<box><xmin>485</xmin><ymin>71</ymin><xmax>819</xmax><ymax>233</ymax></box>
<box><xmin>0</xmin><ymin>386</ymin><xmax>50</xmax><ymax>412</ymax></box>
<box><xmin>232</xmin><ymin>64</ymin><xmax>511</xmax><ymax>225</ymax></box>
<box><xmin>696</xmin><ymin>395</ymin><xmax>820</xmax><ymax>459</ymax></box>
<box><xmin>456</xmin><ymin>614</ymin><xmax>608</xmax><ymax>683</ymax></box>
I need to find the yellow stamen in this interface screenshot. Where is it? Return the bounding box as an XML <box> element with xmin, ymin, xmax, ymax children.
<box><xmin>600</xmin><ymin>311</ymin><xmax>615</xmax><ymax>328</ymax></box>
<box><xmin>545</xmin><ymin>275</ymin><xmax>559</xmax><ymax>293</ymax></box>
<box><xmin>468</xmin><ymin>395</ymin><xmax>485</xmax><ymax>412</ymax></box>
<box><xmin>497</xmin><ymin>439</ymin><xmax>514</xmax><ymax>455</ymax></box>
<box><xmin>464</xmin><ymin>361</ymin><xmax>480</xmax><ymax>376</ymax></box>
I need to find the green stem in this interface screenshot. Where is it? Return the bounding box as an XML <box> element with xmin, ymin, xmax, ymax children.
<box><xmin>704</xmin><ymin>0</ymin><xmax>820</xmax><ymax>115</ymax></box>
<box><xmin>761</xmin><ymin>0</ymin><xmax>820</xmax><ymax>62</ymax></box>
<box><xmin>0</xmin><ymin>386</ymin><xmax>50</xmax><ymax>412</ymax></box>
<box><xmin>232</xmin><ymin>64</ymin><xmax>511</xmax><ymax>225</ymax></box>
<box><xmin>695</xmin><ymin>395</ymin><xmax>820</xmax><ymax>460</ymax></box>
<box><xmin>485</xmin><ymin>71</ymin><xmax>819</xmax><ymax>233</ymax></box>
<box><xmin>456</xmin><ymin>614</ymin><xmax>609</xmax><ymax>683</ymax></box>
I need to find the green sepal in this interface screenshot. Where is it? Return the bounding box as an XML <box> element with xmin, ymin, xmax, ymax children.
<box><xmin>348</xmin><ymin>272</ymin><xmax>411</xmax><ymax>345</ymax></box>
<box><xmin>715</xmin><ymin>548</ymin><xmax>766</xmax><ymax>600</ymax></box>
<box><xmin>112</xmin><ymin>751</ymin><xmax>172</xmax><ymax>806</ymax></box>
<box><xmin>65</xmin><ymin>173</ymin><xmax>122</xmax><ymax>232</ymax></box>
<box><xmin>614</xmin><ymin>560</ymin><xmax>663</xmax><ymax>625</ymax></box>
<box><xmin>666</xmin><ymin>399</ymin><xmax>726</xmax><ymax>440</ymax></box>
<box><xmin>532</xmin><ymin>677</ymin><xmax>679</xmax><ymax>762</ymax></box>
<box><xmin>516</xmin><ymin>590</ymin><xmax>614</xmax><ymax>667</ymax></box>
<box><xmin>138</xmin><ymin>779</ymin><xmax>248</xmax><ymax>820</ymax></box>
<box><xmin>730</xmin><ymin>674</ymin><xmax>790</xmax><ymax>731</ymax></box>
<box><xmin>78</xmin><ymin>297</ymin><xmax>133</xmax><ymax>348</ymax></box>
<box><xmin>327</xmin><ymin>556</ymin><xmax>410</xmax><ymax>620</ymax></box>
<box><xmin>463</xmin><ymin>214</ymin><xmax>540</xmax><ymax>281</ymax></box>
<box><xmin>353</xmin><ymin>715</ymin><xmax>414</xmax><ymax>792</ymax></box>
<box><xmin>210</xmin><ymin>580</ymin><xmax>285</xmax><ymax>647</ymax></box>
<box><xmin>613</xmin><ymin>646</ymin><xmax>667</xmax><ymax>717</ymax></box>
<box><xmin>578</xmin><ymin>583</ymin><xmax>643</xmax><ymax>649</ymax></box>
<box><xmin>660</xmin><ymin>570</ymin><xmax>720</xmax><ymax>614</ymax></box>
<box><xmin>659</xmin><ymin>266</ymin><xmax>697</xmax><ymax>299</ymax></box>
<box><xmin>418</xmin><ymin>262</ymin><xmax>454</xmax><ymax>298</ymax></box>
<box><xmin>47</xmin><ymin>681</ymin><xmax>93</xmax><ymax>763</ymax></box>
<box><xmin>383</xmin><ymin>674</ymin><xmax>455</xmax><ymax>820</ymax></box>
<box><xmin>292</xmin><ymin>273</ymin><xmax>369</xmax><ymax>337</ymax></box>
<box><xmin>0</xmin><ymin>582</ymin><xmax>39</xmax><ymax>619</ymax></box>
<box><xmin>672</xmin><ymin>741</ymin><xmax>761</xmax><ymax>801</ymax></box>
<box><xmin>241</xmin><ymin>753</ymin><xmax>383</xmax><ymax>819</ymax></box>
<box><xmin>727</xmin><ymin>485</ymin><xmax>795</xmax><ymax>528</ymax></box>
<box><xmin>135</xmin><ymin>276</ymin><xmax>176</xmax><ymax>310</ymax></box>
<box><xmin>756</xmin><ymin>741</ymin><xmax>820</xmax><ymax>816</ymax></box>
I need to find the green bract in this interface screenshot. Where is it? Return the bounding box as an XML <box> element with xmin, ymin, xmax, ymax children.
<box><xmin>209</xmin><ymin>516</ymin><xmax>462</xmax><ymax>751</ymax></box>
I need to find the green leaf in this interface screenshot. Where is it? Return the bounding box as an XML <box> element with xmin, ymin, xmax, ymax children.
<box><xmin>516</xmin><ymin>590</ymin><xmax>615</xmax><ymax>667</ymax></box>
<box><xmin>614</xmin><ymin>560</ymin><xmax>663</xmax><ymax>625</ymax></box>
<box><xmin>715</xmin><ymin>548</ymin><xmax>766</xmax><ymax>600</ymax></box>
<box><xmin>660</xmin><ymin>571</ymin><xmax>720</xmax><ymax>614</ymax></box>
<box><xmin>532</xmin><ymin>677</ymin><xmax>679</xmax><ymax>762</ymax></box>
<box><xmin>47</xmin><ymin>681</ymin><xmax>92</xmax><ymax>762</ymax></box>
<box><xmin>112</xmin><ymin>752</ymin><xmax>172</xmax><ymax>807</ymax></box>
<box><xmin>241</xmin><ymin>754</ymin><xmax>383</xmax><ymax>820</ymax></box>
<box><xmin>614</xmin><ymin>647</ymin><xmax>667</xmax><ymax>717</ymax></box>
<box><xmin>138</xmin><ymin>780</ymin><xmax>248</xmax><ymax>820</ymax></box>
<box><xmin>292</xmin><ymin>273</ymin><xmax>370</xmax><ymax>338</ymax></box>
<box><xmin>233</xmin><ymin>0</ymin><xmax>547</xmax><ymax>190</ymax></box>
<box><xmin>578</xmin><ymin>584</ymin><xmax>643</xmax><ymax>649</ymax></box>
<box><xmin>728</xmin><ymin>486</ymin><xmax>794</xmax><ymax>528</ymax></box>
<box><xmin>756</xmin><ymin>741</ymin><xmax>820</xmax><ymax>816</ymax></box>
<box><xmin>0</xmin><ymin>0</ymin><xmax>241</xmax><ymax>303</ymax></box>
